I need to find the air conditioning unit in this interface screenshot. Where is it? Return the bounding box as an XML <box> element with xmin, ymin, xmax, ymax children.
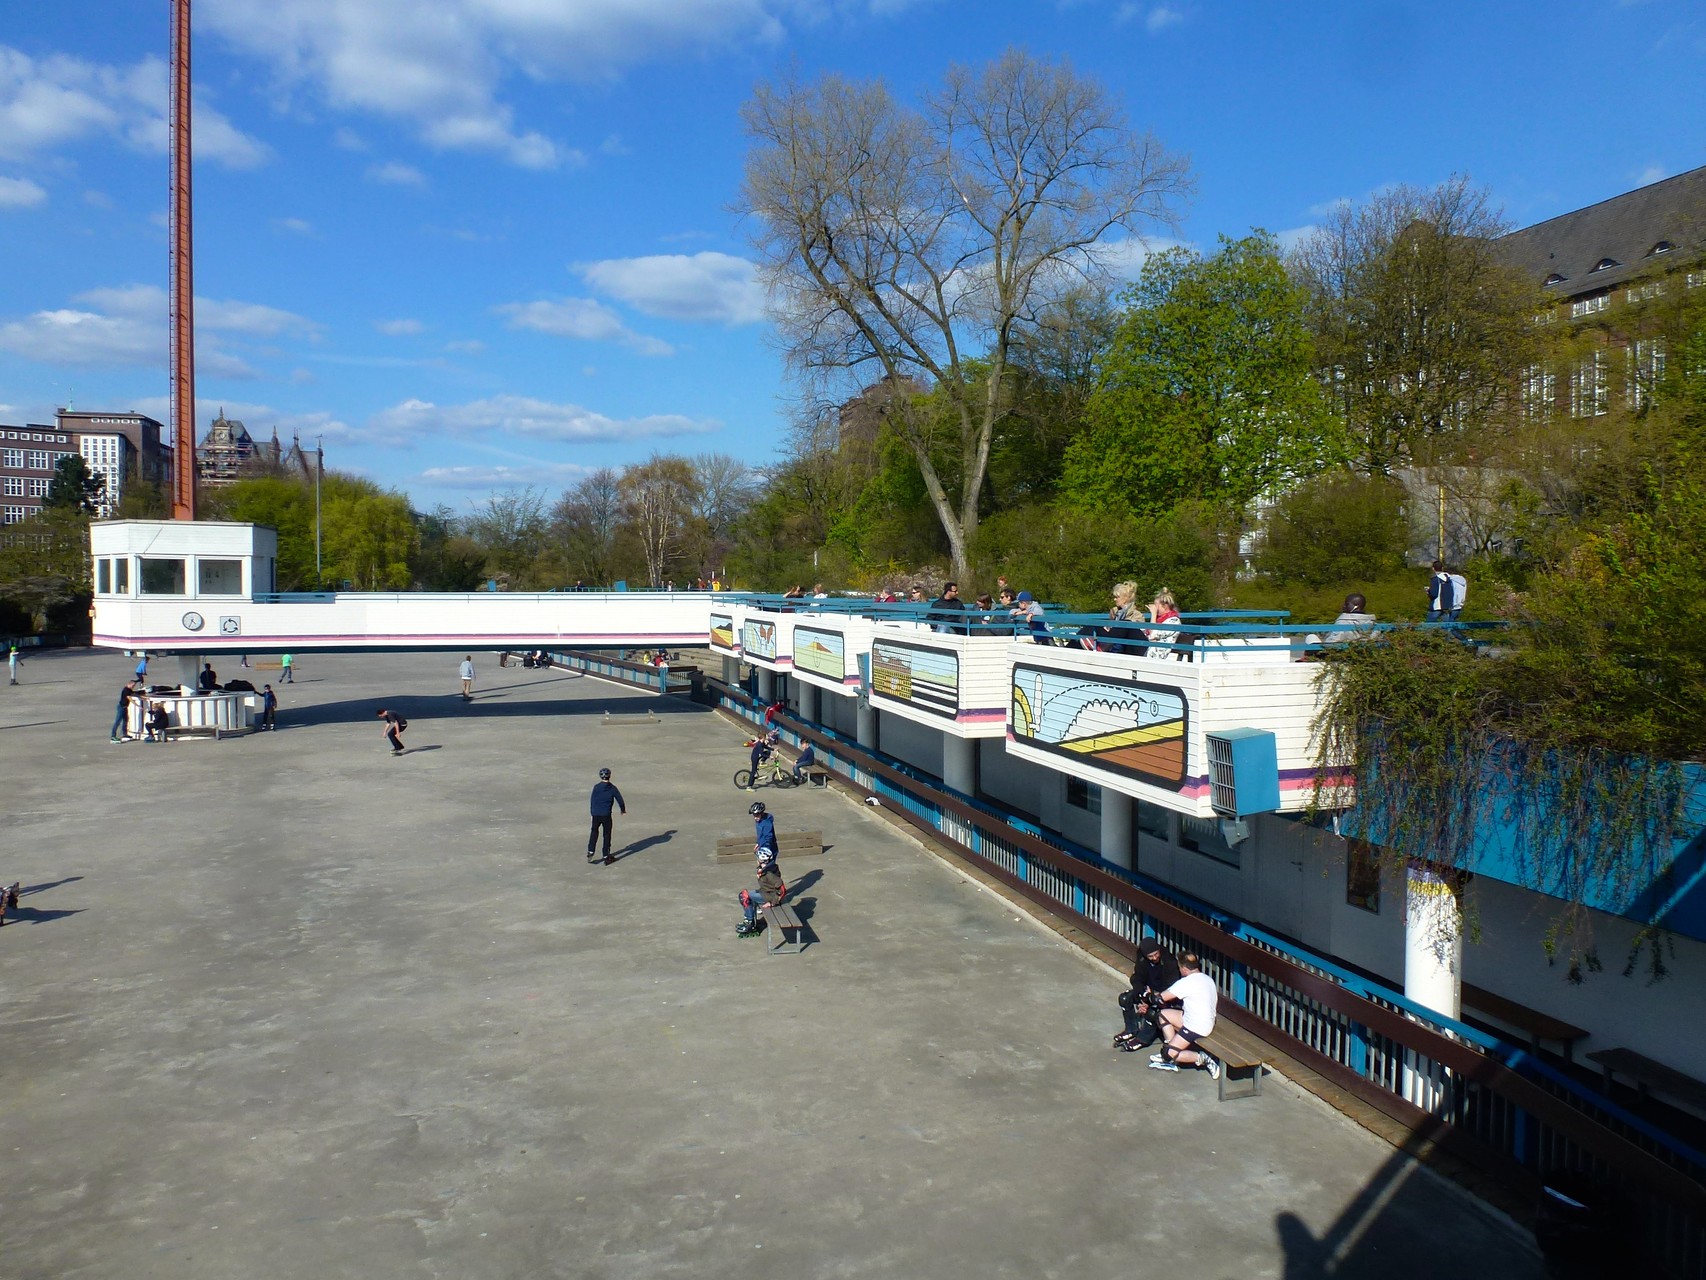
<box><xmin>1206</xmin><ymin>728</ymin><xmax>1280</xmax><ymax>819</ymax></box>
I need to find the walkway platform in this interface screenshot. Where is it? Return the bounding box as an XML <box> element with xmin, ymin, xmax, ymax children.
<box><xmin>0</xmin><ymin>650</ymin><xmax>1544</xmax><ymax>1279</ymax></box>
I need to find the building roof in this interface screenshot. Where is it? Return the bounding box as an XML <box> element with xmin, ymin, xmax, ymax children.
<box><xmin>1496</xmin><ymin>164</ymin><xmax>1706</xmax><ymax>297</ymax></box>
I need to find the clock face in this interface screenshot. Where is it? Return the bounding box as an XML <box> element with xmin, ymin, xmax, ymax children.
<box><xmin>181</xmin><ymin>611</ymin><xmax>205</xmax><ymax>632</ymax></box>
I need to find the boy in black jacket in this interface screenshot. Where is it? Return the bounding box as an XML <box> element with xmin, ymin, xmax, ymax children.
<box><xmin>587</xmin><ymin>767</ymin><xmax>627</xmax><ymax>864</ymax></box>
<box><xmin>1115</xmin><ymin>936</ymin><xmax>1182</xmax><ymax>1051</ymax></box>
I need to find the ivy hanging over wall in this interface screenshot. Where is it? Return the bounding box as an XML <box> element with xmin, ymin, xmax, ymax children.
<box><xmin>1313</xmin><ymin>631</ymin><xmax>1693</xmax><ymax>981</ymax></box>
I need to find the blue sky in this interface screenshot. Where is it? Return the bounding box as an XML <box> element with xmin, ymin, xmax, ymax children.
<box><xmin>1</xmin><ymin>0</ymin><xmax>1702</xmax><ymax>513</ymax></box>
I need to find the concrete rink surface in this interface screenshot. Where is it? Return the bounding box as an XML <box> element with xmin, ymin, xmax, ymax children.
<box><xmin>0</xmin><ymin>649</ymin><xmax>1546</xmax><ymax>1279</ymax></box>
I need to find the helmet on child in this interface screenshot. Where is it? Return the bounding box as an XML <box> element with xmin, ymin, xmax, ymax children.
<box><xmin>748</xmin><ymin>801</ymin><xmax>767</xmax><ymax>818</ymax></box>
<box><xmin>599</xmin><ymin>767</ymin><xmax>611</xmax><ymax>779</ymax></box>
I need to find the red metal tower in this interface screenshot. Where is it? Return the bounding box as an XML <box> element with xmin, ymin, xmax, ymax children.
<box><xmin>169</xmin><ymin>0</ymin><xmax>196</xmax><ymax>519</ymax></box>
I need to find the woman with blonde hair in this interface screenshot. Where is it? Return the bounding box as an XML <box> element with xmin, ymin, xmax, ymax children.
<box><xmin>1084</xmin><ymin>581</ymin><xmax>1145</xmax><ymax>653</ymax></box>
<box><xmin>1146</xmin><ymin>588</ymin><xmax>1181</xmax><ymax>654</ymax></box>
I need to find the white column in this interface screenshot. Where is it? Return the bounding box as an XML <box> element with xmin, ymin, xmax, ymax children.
<box><xmin>856</xmin><ymin>701</ymin><xmax>877</xmax><ymax>750</ymax></box>
<box><xmin>1100</xmin><ymin>789</ymin><xmax>1133</xmax><ymax>870</ymax></box>
<box><xmin>942</xmin><ymin>734</ymin><xmax>975</xmax><ymax>796</ymax></box>
<box><xmin>1403</xmin><ymin>861</ymin><xmax>1463</xmax><ymax>1019</ymax></box>
<box><xmin>798</xmin><ymin>682</ymin><xmax>819</xmax><ymax>723</ymax></box>
<box><xmin>176</xmin><ymin>653</ymin><xmax>200</xmax><ymax>690</ymax></box>
<box><xmin>722</xmin><ymin>655</ymin><xmax>739</xmax><ymax>685</ymax></box>
<box><xmin>756</xmin><ymin>668</ymin><xmax>776</xmax><ymax>702</ymax></box>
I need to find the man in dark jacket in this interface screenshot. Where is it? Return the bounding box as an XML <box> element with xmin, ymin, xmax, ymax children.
<box><xmin>587</xmin><ymin>767</ymin><xmax>627</xmax><ymax>864</ymax></box>
<box><xmin>1114</xmin><ymin>936</ymin><xmax>1182</xmax><ymax>1051</ymax></box>
<box><xmin>929</xmin><ymin>581</ymin><xmax>967</xmax><ymax>634</ymax></box>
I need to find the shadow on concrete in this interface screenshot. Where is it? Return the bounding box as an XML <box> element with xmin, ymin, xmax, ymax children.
<box><xmin>1273</xmin><ymin>1139</ymin><xmax>1550</xmax><ymax>1280</ymax></box>
<box><xmin>278</xmin><ymin>691</ymin><xmax>709</xmax><ymax>729</ymax></box>
<box><xmin>3</xmin><ymin>877</ymin><xmax>87</xmax><ymax>929</ymax></box>
<box><xmin>21</xmin><ymin>876</ymin><xmax>83</xmax><ymax>897</ymax></box>
<box><xmin>610</xmin><ymin>829</ymin><xmax>677</xmax><ymax>862</ymax></box>
<box><xmin>0</xmin><ymin>721</ymin><xmax>68</xmax><ymax>731</ymax></box>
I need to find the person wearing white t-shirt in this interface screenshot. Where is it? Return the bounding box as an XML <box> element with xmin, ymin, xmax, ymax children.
<box><xmin>1150</xmin><ymin>953</ymin><xmax>1220</xmax><ymax>1079</ymax></box>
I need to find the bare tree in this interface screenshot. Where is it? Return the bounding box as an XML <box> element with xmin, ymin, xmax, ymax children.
<box><xmin>689</xmin><ymin>453</ymin><xmax>757</xmax><ymax>543</ymax></box>
<box><xmin>1291</xmin><ymin>176</ymin><xmax>1545</xmax><ymax>473</ymax></box>
<box><xmin>550</xmin><ymin>468</ymin><xmax>623</xmax><ymax>586</ymax></box>
<box><xmin>740</xmin><ymin>49</ymin><xmax>1190</xmax><ymax>578</ymax></box>
<box><xmin>464</xmin><ymin>487</ymin><xmax>549</xmax><ymax>582</ymax></box>
<box><xmin>619</xmin><ymin>455</ymin><xmax>700</xmax><ymax>587</ymax></box>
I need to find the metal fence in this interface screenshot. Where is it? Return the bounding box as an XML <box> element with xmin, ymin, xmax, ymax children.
<box><xmin>706</xmin><ymin>677</ymin><xmax>1706</xmax><ymax>1277</ymax></box>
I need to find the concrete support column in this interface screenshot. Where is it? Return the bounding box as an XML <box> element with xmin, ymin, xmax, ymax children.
<box><xmin>176</xmin><ymin>653</ymin><xmax>200</xmax><ymax>689</ymax></box>
<box><xmin>1100</xmin><ymin>788</ymin><xmax>1134</xmax><ymax>870</ymax></box>
<box><xmin>722</xmin><ymin>655</ymin><xmax>739</xmax><ymax>686</ymax></box>
<box><xmin>1403</xmin><ymin>861</ymin><xmax>1463</xmax><ymax>1020</ymax></box>
<box><xmin>798</xmin><ymin>682</ymin><xmax>819</xmax><ymax>723</ymax></box>
<box><xmin>756</xmin><ymin>668</ymin><xmax>775</xmax><ymax>703</ymax></box>
<box><xmin>942</xmin><ymin>734</ymin><xmax>975</xmax><ymax>797</ymax></box>
<box><xmin>856</xmin><ymin>701</ymin><xmax>877</xmax><ymax>751</ymax></box>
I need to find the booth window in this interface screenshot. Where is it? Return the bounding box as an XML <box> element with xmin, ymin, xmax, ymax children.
<box><xmin>1066</xmin><ymin>776</ymin><xmax>1102</xmax><ymax>815</ymax></box>
<box><xmin>114</xmin><ymin>558</ymin><xmax>130</xmax><ymax>593</ymax></box>
<box><xmin>1181</xmin><ymin>814</ymin><xmax>1241</xmax><ymax>868</ymax></box>
<box><xmin>198</xmin><ymin>559</ymin><xmax>243</xmax><ymax>595</ymax></box>
<box><xmin>140</xmin><ymin>557</ymin><xmax>186</xmax><ymax>595</ymax></box>
<box><xmin>97</xmin><ymin>559</ymin><xmax>111</xmax><ymax>593</ymax></box>
<box><xmin>1346</xmin><ymin>839</ymin><xmax>1381</xmax><ymax>913</ymax></box>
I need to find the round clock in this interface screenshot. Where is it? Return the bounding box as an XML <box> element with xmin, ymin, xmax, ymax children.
<box><xmin>181</xmin><ymin>611</ymin><xmax>205</xmax><ymax>631</ymax></box>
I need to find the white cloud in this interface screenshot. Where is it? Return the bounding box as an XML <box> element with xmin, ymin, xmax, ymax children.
<box><xmin>0</xmin><ymin>284</ymin><xmax>319</xmax><ymax>378</ymax></box>
<box><xmin>0</xmin><ymin>175</ymin><xmax>46</xmax><ymax>208</ymax></box>
<box><xmin>0</xmin><ymin>45</ymin><xmax>269</xmax><ymax>168</ymax></box>
<box><xmin>1147</xmin><ymin>5</ymin><xmax>1184</xmax><ymax>31</ymax></box>
<box><xmin>1273</xmin><ymin>224</ymin><xmax>1316</xmax><ymax>254</ymax></box>
<box><xmin>367</xmin><ymin>160</ymin><xmax>427</xmax><ymax>187</ymax></box>
<box><xmin>367</xmin><ymin>394</ymin><xmax>719</xmax><ymax>445</ymax></box>
<box><xmin>197</xmin><ymin>0</ymin><xmax>814</xmax><ymax>170</ymax></box>
<box><xmin>578</xmin><ymin>251</ymin><xmax>767</xmax><ymax>325</ymax></box>
<box><xmin>376</xmin><ymin>318</ymin><xmax>425</xmax><ymax>336</ymax></box>
<box><xmin>444</xmin><ymin>338</ymin><xmax>485</xmax><ymax>354</ymax></box>
<box><xmin>495</xmin><ymin>297</ymin><xmax>673</xmax><ymax>356</ymax></box>
<box><xmin>274</xmin><ymin>216</ymin><xmax>315</xmax><ymax>235</ymax></box>
<box><xmin>417</xmin><ymin>462</ymin><xmax>593</xmax><ymax>489</ymax></box>
<box><xmin>1635</xmin><ymin>163</ymin><xmax>1667</xmax><ymax>186</ymax></box>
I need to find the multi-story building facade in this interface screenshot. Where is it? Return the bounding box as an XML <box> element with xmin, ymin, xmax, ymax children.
<box><xmin>0</xmin><ymin>424</ymin><xmax>78</xmax><ymax>524</ymax></box>
<box><xmin>1497</xmin><ymin>163</ymin><xmax>1706</xmax><ymax>422</ymax></box>
<box><xmin>53</xmin><ymin>410</ymin><xmax>174</xmax><ymax>518</ymax></box>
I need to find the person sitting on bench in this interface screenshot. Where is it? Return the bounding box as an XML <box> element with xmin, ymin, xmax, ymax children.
<box><xmin>1149</xmin><ymin>953</ymin><xmax>1220</xmax><ymax>1080</ymax></box>
<box><xmin>791</xmin><ymin>741</ymin><xmax>818</xmax><ymax>785</ymax></box>
<box><xmin>145</xmin><ymin>701</ymin><xmax>171</xmax><ymax>743</ymax></box>
<box><xmin>198</xmin><ymin>663</ymin><xmax>220</xmax><ymax>691</ymax></box>
<box><xmin>1115</xmin><ymin>935</ymin><xmax>1181</xmax><ymax>1052</ymax></box>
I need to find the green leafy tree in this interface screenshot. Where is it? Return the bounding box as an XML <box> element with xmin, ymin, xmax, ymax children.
<box><xmin>202</xmin><ymin>476</ymin><xmax>317</xmax><ymax>588</ymax></box>
<box><xmin>320</xmin><ymin>476</ymin><xmax>417</xmax><ymax>590</ymax></box>
<box><xmin>1253</xmin><ymin>472</ymin><xmax>1410</xmax><ymax>588</ymax></box>
<box><xmin>409</xmin><ymin>505</ymin><xmax>485</xmax><ymax>591</ymax></box>
<box><xmin>0</xmin><ymin>507</ymin><xmax>93</xmax><ymax>631</ymax></box>
<box><xmin>1064</xmin><ymin>233</ymin><xmax>1337</xmax><ymax>518</ymax></box>
<box><xmin>463</xmin><ymin>487</ymin><xmax>549</xmax><ymax>585</ymax></box>
<box><xmin>44</xmin><ymin>454</ymin><xmax>105</xmax><ymax>513</ymax></box>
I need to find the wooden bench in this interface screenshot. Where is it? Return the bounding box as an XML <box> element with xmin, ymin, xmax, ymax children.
<box><xmin>1196</xmin><ymin>1021</ymin><xmax>1276</xmax><ymax>1102</ymax></box>
<box><xmin>1586</xmin><ymin>1048</ymin><xmax>1706</xmax><ymax>1113</ymax></box>
<box><xmin>714</xmin><ymin>830</ymin><xmax>825</xmax><ymax>863</ymax></box>
<box><xmin>0</xmin><ymin>881</ymin><xmax>18</xmax><ymax>926</ymax></box>
<box><xmin>758</xmin><ymin>902</ymin><xmax>806</xmax><ymax>954</ymax></box>
<box><xmin>801</xmin><ymin>764</ymin><xmax>833</xmax><ymax>788</ymax></box>
<box><xmin>601</xmin><ymin>709</ymin><xmax>659</xmax><ymax>727</ymax></box>
<box><xmin>1463</xmin><ymin>982</ymin><xmax>1589</xmax><ymax>1061</ymax></box>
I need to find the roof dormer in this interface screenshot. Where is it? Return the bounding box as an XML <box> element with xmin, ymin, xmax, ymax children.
<box><xmin>1649</xmin><ymin>241</ymin><xmax>1674</xmax><ymax>256</ymax></box>
<box><xmin>1590</xmin><ymin>257</ymin><xmax>1619</xmax><ymax>272</ymax></box>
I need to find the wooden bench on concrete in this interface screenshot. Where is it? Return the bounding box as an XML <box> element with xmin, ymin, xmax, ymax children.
<box><xmin>1463</xmin><ymin>982</ymin><xmax>1589</xmax><ymax>1061</ymax></box>
<box><xmin>801</xmin><ymin>764</ymin><xmax>833</xmax><ymax>788</ymax></box>
<box><xmin>758</xmin><ymin>902</ymin><xmax>806</xmax><ymax>954</ymax></box>
<box><xmin>714</xmin><ymin>831</ymin><xmax>825</xmax><ymax>863</ymax></box>
<box><xmin>1586</xmin><ymin>1048</ymin><xmax>1706</xmax><ymax>1113</ymax></box>
<box><xmin>1196</xmin><ymin>1021</ymin><xmax>1276</xmax><ymax>1102</ymax></box>
<box><xmin>601</xmin><ymin>709</ymin><xmax>659</xmax><ymax>727</ymax></box>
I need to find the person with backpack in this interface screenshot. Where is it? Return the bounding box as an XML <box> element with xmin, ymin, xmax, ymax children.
<box><xmin>376</xmin><ymin>707</ymin><xmax>408</xmax><ymax>754</ymax></box>
<box><xmin>736</xmin><ymin>802</ymin><xmax>786</xmax><ymax>938</ymax></box>
<box><xmin>587</xmin><ymin>767</ymin><xmax>627</xmax><ymax>864</ymax></box>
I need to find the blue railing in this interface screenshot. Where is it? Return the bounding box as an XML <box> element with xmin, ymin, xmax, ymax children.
<box><xmin>706</xmin><ymin>676</ymin><xmax>1706</xmax><ymax>1274</ymax></box>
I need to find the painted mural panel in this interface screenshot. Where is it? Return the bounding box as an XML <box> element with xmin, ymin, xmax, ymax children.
<box><xmin>871</xmin><ymin>640</ymin><xmax>958</xmax><ymax>718</ymax></box>
<box><xmin>794</xmin><ymin>626</ymin><xmax>846</xmax><ymax>680</ymax></box>
<box><xmin>1010</xmin><ymin>664</ymin><xmax>1188</xmax><ymax>788</ymax></box>
<box><xmin>743</xmin><ymin>619</ymin><xmax>778</xmax><ymax>661</ymax></box>
<box><xmin>710</xmin><ymin>613</ymin><xmax>735</xmax><ymax>650</ymax></box>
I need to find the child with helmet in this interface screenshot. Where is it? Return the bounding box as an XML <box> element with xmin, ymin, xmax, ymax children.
<box><xmin>736</xmin><ymin>800</ymin><xmax>786</xmax><ymax>937</ymax></box>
